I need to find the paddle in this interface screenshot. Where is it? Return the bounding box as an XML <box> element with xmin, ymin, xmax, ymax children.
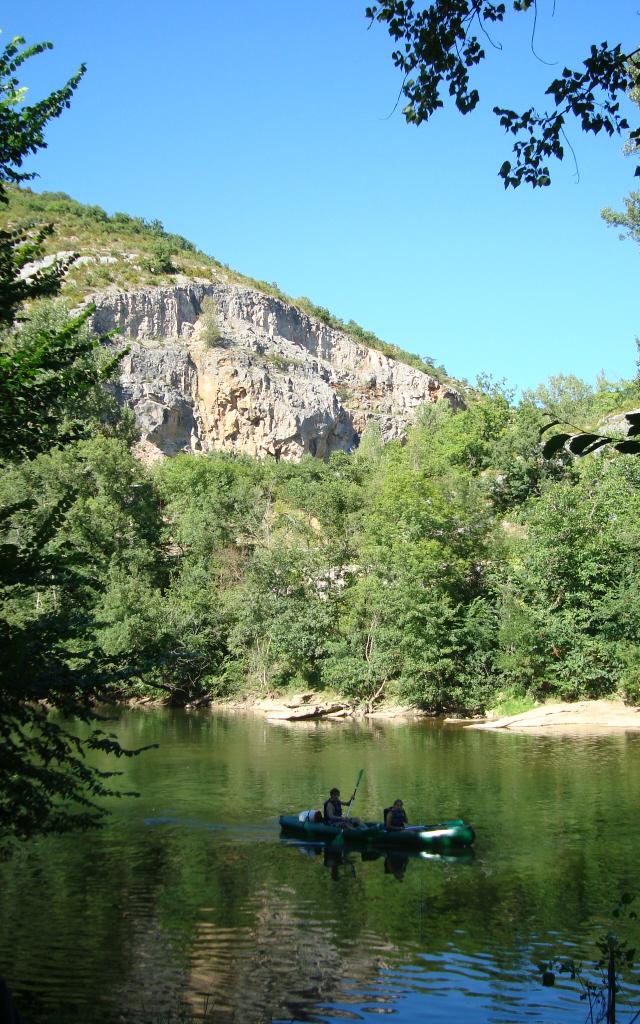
<box><xmin>344</xmin><ymin>768</ymin><xmax>364</xmax><ymax>819</ymax></box>
<box><xmin>332</xmin><ymin>768</ymin><xmax>364</xmax><ymax>848</ymax></box>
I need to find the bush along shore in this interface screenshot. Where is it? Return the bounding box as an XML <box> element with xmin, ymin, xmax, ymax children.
<box><xmin>4</xmin><ymin>186</ymin><xmax>640</xmax><ymax>725</ymax></box>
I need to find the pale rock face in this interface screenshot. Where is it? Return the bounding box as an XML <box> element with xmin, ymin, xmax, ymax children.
<box><xmin>598</xmin><ymin>408</ymin><xmax>640</xmax><ymax>439</ymax></box>
<box><xmin>90</xmin><ymin>281</ymin><xmax>463</xmax><ymax>461</ymax></box>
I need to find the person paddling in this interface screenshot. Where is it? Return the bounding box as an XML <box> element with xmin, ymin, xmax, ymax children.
<box><xmin>385</xmin><ymin>799</ymin><xmax>408</xmax><ymax>831</ymax></box>
<box><xmin>324</xmin><ymin>787</ymin><xmax>362</xmax><ymax>828</ymax></box>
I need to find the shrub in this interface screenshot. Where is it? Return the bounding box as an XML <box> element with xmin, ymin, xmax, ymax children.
<box><xmin>141</xmin><ymin>242</ymin><xmax>175</xmax><ymax>275</ymax></box>
<box><xmin>335</xmin><ymin>383</ymin><xmax>353</xmax><ymax>402</ymax></box>
<box><xmin>264</xmin><ymin>352</ymin><xmax>288</xmax><ymax>371</ymax></box>
<box><xmin>200</xmin><ymin>297</ymin><xmax>224</xmax><ymax>347</ymax></box>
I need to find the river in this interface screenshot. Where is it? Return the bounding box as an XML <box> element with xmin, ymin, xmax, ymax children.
<box><xmin>2</xmin><ymin>708</ymin><xmax>640</xmax><ymax>1023</ymax></box>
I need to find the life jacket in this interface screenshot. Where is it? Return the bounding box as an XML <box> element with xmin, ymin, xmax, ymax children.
<box><xmin>384</xmin><ymin>806</ymin><xmax>407</xmax><ymax>829</ymax></box>
<box><xmin>324</xmin><ymin>797</ymin><xmax>342</xmax><ymax>823</ymax></box>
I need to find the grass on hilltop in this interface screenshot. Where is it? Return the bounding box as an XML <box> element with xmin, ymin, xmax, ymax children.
<box><xmin>1</xmin><ymin>187</ymin><xmax>454</xmax><ymax>383</ymax></box>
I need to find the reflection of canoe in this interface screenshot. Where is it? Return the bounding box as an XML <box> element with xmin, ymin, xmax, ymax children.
<box><xmin>286</xmin><ymin>840</ymin><xmax>475</xmax><ymax>866</ymax></box>
<box><xmin>279</xmin><ymin>816</ymin><xmax>475</xmax><ymax>850</ymax></box>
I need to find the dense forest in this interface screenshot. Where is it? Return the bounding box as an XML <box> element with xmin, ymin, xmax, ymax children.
<box><xmin>4</xmin><ymin>298</ymin><xmax>640</xmax><ymax>720</ymax></box>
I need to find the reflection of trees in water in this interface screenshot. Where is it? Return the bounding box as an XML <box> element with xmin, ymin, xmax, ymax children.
<box><xmin>181</xmin><ymin>845</ymin><xmax>466</xmax><ymax>1021</ymax></box>
<box><xmin>112</xmin><ymin>916</ymin><xmax>187</xmax><ymax>1023</ymax></box>
<box><xmin>183</xmin><ymin>883</ymin><xmax>396</xmax><ymax>1023</ymax></box>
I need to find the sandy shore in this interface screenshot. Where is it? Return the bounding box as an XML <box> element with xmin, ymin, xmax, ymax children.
<box><xmin>465</xmin><ymin>699</ymin><xmax>640</xmax><ymax>734</ymax></box>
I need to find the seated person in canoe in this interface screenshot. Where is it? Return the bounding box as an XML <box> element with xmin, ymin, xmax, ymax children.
<box><xmin>385</xmin><ymin>799</ymin><xmax>408</xmax><ymax>831</ymax></box>
<box><xmin>324</xmin><ymin>787</ymin><xmax>362</xmax><ymax>828</ymax></box>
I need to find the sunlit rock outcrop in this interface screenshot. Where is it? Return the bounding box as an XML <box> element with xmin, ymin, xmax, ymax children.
<box><xmin>90</xmin><ymin>281</ymin><xmax>463</xmax><ymax>461</ymax></box>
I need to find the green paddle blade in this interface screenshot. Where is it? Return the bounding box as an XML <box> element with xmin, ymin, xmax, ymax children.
<box><xmin>346</xmin><ymin>769</ymin><xmax>364</xmax><ymax>817</ymax></box>
<box><xmin>332</xmin><ymin>831</ymin><xmax>344</xmax><ymax>848</ymax></box>
<box><xmin>351</xmin><ymin>769</ymin><xmax>364</xmax><ymax>799</ymax></box>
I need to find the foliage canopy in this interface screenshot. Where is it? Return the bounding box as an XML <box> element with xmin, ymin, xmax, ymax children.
<box><xmin>366</xmin><ymin>1</ymin><xmax>640</xmax><ymax>187</ymax></box>
<box><xmin>0</xmin><ymin>35</ymin><xmax>154</xmax><ymax>845</ymax></box>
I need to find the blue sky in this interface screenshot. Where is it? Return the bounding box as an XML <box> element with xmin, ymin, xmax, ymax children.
<box><xmin>5</xmin><ymin>1</ymin><xmax>639</xmax><ymax>391</ymax></box>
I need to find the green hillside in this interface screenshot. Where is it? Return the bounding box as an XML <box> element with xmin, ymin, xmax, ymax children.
<box><xmin>1</xmin><ymin>186</ymin><xmax>453</xmax><ymax>383</ymax></box>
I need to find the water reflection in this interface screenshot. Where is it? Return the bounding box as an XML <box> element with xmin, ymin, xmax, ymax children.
<box><xmin>284</xmin><ymin>840</ymin><xmax>474</xmax><ymax>885</ymax></box>
<box><xmin>2</xmin><ymin>709</ymin><xmax>640</xmax><ymax>1023</ymax></box>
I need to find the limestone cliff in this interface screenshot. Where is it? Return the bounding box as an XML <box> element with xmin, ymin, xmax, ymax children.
<box><xmin>90</xmin><ymin>280</ymin><xmax>463</xmax><ymax>461</ymax></box>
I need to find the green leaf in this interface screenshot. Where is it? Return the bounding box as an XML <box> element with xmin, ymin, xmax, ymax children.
<box><xmin>576</xmin><ymin>438</ymin><xmax>611</xmax><ymax>456</ymax></box>
<box><xmin>542</xmin><ymin>433</ymin><xmax>572</xmax><ymax>458</ymax></box>
<box><xmin>567</xmin><ymin>433</ymin><xmax>606</xmax><ymax>455</ymax></box>
<box><xmin>614</xmin><ymin>440</ymin><xmax>640</xmax><ymax>455</ymax></box>
<box><xmin>624</xmin><ymin>412</ymin><xmax>640</xmax><ymax>437</ymax></box>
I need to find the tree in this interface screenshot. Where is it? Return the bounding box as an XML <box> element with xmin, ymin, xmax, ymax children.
<box><xmin>0</xmin><ymin>36</ymin><xmax>86</xmax><ymax>325</ymax></box>
<box><xmin>535</xmin><ymin>371</ymin><xmax>640</xmax><ymax>459</ymax></box>
<box><xmin>320</xmin><ymin>415</ymin><xmax>499</xmax><ymax>712</ymax></box>
<box><xmin>366</xmin><ymin>7</ymin><xmax>640</xmax><ymax>458</ymax></box>
<box><xmin>533</xmin><ymin>61</ymin><xmax>640</xmax><ymax>458</ymax></box>
<box><xmin>0</xmin><ymin>36</ymin><xmax>152</xmax><ymax>846</ymax></box>
<box><xmin>494</xmin><ymin>456</ymin><xmax>640</xmax><ymax>702</ymax></box>
<box><xmin>0</xmin><ymin>300</ymin><xmax>124</xmax><ymax>460</ymax></box>
<box><xmin>0</xmin><ymin>425</ymin><xmax>159</xmax><ymax>842</ymax></box>
<box><xmin>0</xmin><ymin>37</ymin><xmax>85</xmax><ymax>198</ymax></box>
<box><xmin>602</xmin><ymin>57</ymin><xmax>640</xmax><ymax>243</ymax></box>
<box><xmin>602</xmin><ymin>190</ymin><xmax>640</xmax><ymax>245</ymax></box>
<box><xmin>366</xmin><ymin>2</ymin><xmax>639</xmax><ymax>188</ymax></box>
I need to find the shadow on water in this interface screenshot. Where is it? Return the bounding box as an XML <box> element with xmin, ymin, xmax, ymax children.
<box><xmin>145</xmin><ymin>815</ymin><xmax>281</xmax><ymax>847</ymax></box>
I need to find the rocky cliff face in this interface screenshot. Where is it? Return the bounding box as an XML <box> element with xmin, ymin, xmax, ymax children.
<box><xmin>90</xmin><ymin>280</ymin><xmax>463</xmax><ymax>461</ymax></box>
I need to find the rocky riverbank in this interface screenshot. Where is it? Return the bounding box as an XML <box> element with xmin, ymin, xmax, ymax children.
<box><xmin>127</xmin><ymin>693</ymin><xmax>640</xmax><ymax>731</ymax></box>
<box><xmin>128</xmin><ymin>690</ymin><xmax>427</xmax><ymax>720</ymax></box>
<box><xmin>213</xmin><ymin>692</ymin><xmax>426</xmax><ymax>721</ymax></box>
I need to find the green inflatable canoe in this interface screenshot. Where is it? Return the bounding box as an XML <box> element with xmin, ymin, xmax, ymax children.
<box><xmin>279</xmin><ymin>815</ymin><xmax>475</xmax><ymax>850</ymax></box>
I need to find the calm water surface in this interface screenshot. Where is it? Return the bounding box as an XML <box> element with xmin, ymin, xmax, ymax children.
<box><xmin>2</xmin><ymin>709</ymin><xmax>640</xmax><ymax>1023</ymax></box>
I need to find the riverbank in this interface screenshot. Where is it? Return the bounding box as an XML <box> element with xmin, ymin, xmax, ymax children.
<box><xmin>127</xmin><ymin>689</ymin><xmax>431</xmax><ymax>720</ymax></box>
<box><xmin>127</xmin><ymin>691</ymin><xmax>640</xmax><ymax>731</ymax></box>
<box><xmin>465</xmin><ymin>699</ymin><xmax>640</xmax><ymax>733</ymax></box>
<box><xmin>208</xmin><ymin>693</ymin><xmax>429</xmax><ymax>721</ymax></box>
